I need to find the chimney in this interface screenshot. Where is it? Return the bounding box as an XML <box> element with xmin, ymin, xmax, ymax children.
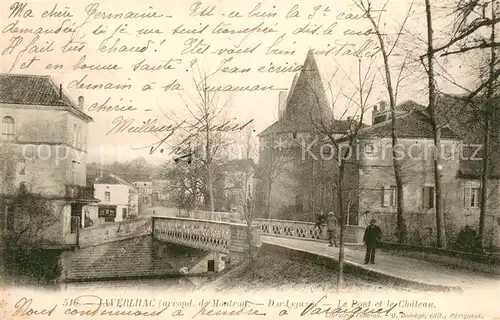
<box><xmin>278</xmin><ymin>91</ymin><xmax>287</xmax><ymax>121</ymax></box>
<box><xmin>372</xmin><ymin>101</ymin><xmax>389</xmax><ymax>125</ymax></box>
<box><xmin>78</xmin><ymin>96</ymin><xmax>85</xmax><ymax>109</ymax></box>
<box><xmin>59</xmin><ymin>84</ymin><xmax>63</xmax><ymax>100</ymax></box>
<box><xmin>379</xmin><ymin>101</ymin><xmax>387</xmax><ymax>111</ymax></box>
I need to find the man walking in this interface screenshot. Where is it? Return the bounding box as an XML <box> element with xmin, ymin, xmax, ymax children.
<box><xmin>326</xmin><ymin>212</ymin><xmax>338</xmax><ymax>247</ymax></box>
<box><xmin>363</xmin><ymin>218</ymin><xmax>382</xmax><ymax>264</ymax></box>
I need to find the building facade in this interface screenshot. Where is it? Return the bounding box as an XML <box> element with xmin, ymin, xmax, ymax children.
<box><xmin>94</xmin><ymin>174</ymin><xmax>139</xmax><ymax>223</ymax></box>
<box><xmin>257</xmin><ymin>52</ymin><xmax>351</xmax><ymax>220</ymax></box>
<box><xmin>133</xmin><ymin>181</ymin><xmax>153</xmax><ymax>212</ymax></box>
<box><xmin>215</xmin><ymin>159</ymin><xmax>256</xmax><ymax>213</ymax></box>
<box><xmin>0</xmin><ymin>73</ymin><xmax>98</xmax><ymax>247</ymax></box>
<box><xmin>344</xmin><ymin>101</ymin><xmax>500</xmax><ymax>247</ymax></box>
<box><xmin>257</xmin><ymin>52</ymin><xmax>499</xmax><ymax>248</ymax></box>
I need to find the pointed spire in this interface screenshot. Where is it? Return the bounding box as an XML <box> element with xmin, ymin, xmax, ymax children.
<box><xmin>283</xmin><ymin>51</ymin><xmax>331</xmax><ymax>124</ymax></box>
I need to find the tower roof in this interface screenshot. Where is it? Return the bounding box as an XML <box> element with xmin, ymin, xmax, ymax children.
<box><xmin>284</xmin><ymin>51</ymin><xmax>331</xmax><ymax>124</ymax></box>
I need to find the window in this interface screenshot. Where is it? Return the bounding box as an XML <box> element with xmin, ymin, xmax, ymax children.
<box><xmin>2</xmin><ymin>116</ymin><xmax>15</xmax><ymax>141</ymax></box>
<box><xmin>365</xmin><ymin>143</ymin><xmax>374</xmax><ymax>155</ymax></box>
<box><xmin>72</xmin><ymin>123</ymin><xmax>77</xmax><ymax>146</ymax></box>
<box><xmin>465</xmin><ymin>187</ymin><xmax>481</xmax><ymax>208</ymax></box>
<box><xmin>122</xmin><ymin>208</ymin><xmax>128</xmax><ymax>219</ymax></box>
<box><xmin>5</xmin><ymin>204</ymin><xmax>14</xmax><ymax>231</ymax></box>
<box><xmin>207</xmin><ymin>260</ymin><xmax>215</xmax><ymax>272</ymax></box>
<box><xmin>423</xmin><ymin>186</ymin><xmax>435</xmax><ymax>209</ymax></box>
<box><xmin>382</xmin><ymin>186</ymin><xmax>397</xmax><ymax>207</ymax></box>
<box><xmin>71</xmin><ymin>160</ymin><xmax>80</xmax><ymax>184</ymax></box>
<box><xmin>104</xmin><ymin>191</ymin><xmax>110</xmax><ymax>202</ymax></box>
<box><xmin>76</xmin><ymin>126</ymin><xmax>81</xmax><ymax>149</ymax></box>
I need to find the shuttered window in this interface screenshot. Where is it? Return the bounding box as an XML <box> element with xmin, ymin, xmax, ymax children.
<box><xmin>423</xmin><ymin>186</ymin><xmax>435</xmax><ymax>209</ymax></box>
<box><xmin>464</xmin><ymin>187</ymin><xmax>481</xmax><ymax>208</ymax></box>
<box><xmin>382</xmin><ymin>186</ymin><xmax>396</xmax><ymax>207</ymax></box>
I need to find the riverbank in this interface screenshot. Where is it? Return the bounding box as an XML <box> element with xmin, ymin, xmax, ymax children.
<box><xmin>200</xmin><ymin>249</ymin><xmax>411</xmax><ymax>293</ymax></box>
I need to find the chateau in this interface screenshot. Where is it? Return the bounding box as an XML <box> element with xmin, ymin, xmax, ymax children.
<box><xmin>257</xmin><ymin>53</ymin><xmax>500</xmax><ymax>247</ymax></box>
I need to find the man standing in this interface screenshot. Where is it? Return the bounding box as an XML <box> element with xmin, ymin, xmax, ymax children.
<box><xmin>326</xmin><ymin>212</ymin><xmax>338</xmax><ymax>247</ymax></box>
<box><xmin>314</xmin><ymin>211</ymin><xmax>326</xmax><ymax>234</ymax></box>
<box><xmin>363</xmin><ymin>218</ymin><xmax>382</xmax><ymax>264</ymax></box>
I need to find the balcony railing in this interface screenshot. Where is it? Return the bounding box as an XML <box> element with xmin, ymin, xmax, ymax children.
<box><xmin>66</xmin><ymin>184</ymin><xmax>94</xmax><ymax>200</ymax></box>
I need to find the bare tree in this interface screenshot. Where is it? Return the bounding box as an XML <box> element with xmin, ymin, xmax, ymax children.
<box><xmin>352</xmin><ymin>0</ymin><xmax>414</xmax><ymax>244</ymax></box>
<box><xmin>306</xmin><ymin>57</ymin><xmax>375</xmax><ymax>291</ymax></box>
<box><xmin>423</xmin><ymin>0</ymin><xmax>500</xmax><ymax>249</ymax></box>
<box><xmin>478</xmin><ymin>1</ymin><xmax>499</xmax><ymax>249</ymax></box>
<box><xmin>166</xmin><ymin>61</ymin><xmax>251</xmax><ymax>212</ymax></box>
<box><xmin>163</xmin><ymin>159</ymin><xmax>205</xmax><ymax>215</ymax></box>
<box><xmin>237</xmin><ymin>124</ymin><xmax>259</xmax><ymax>270</ymax></box>
<box><xmin>258</xmin><ymin>135</ymin><xmax>291</xmax><ymax>219</ymax></box>
<box><xmin>422</xmin><ymin>0</ymin><xmax>447</xmax><ymax>248</ymax></box>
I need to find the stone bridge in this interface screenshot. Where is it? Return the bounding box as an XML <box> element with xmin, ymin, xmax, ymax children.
<box><xmin>60</xmin><ymin>213</ymin><xmax>499</xmax><ymax>292</ymax></box>
<box><xmin>75</xmin><ymin>215</ymin><xmax>262</xmax><ymax>266</ymax></box>
<box><xmin>76</xmin><ymin>214</ymin><xmax>364</xmax><ymax>257</ymax></box>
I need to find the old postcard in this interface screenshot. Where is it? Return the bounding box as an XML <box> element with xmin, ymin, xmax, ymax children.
<box><xmin>0</xmin><ymin>0</ymin><xmax>499</xmax><ymax>319</ymax></box>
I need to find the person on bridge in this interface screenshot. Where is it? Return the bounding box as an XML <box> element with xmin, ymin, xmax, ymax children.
<box><xmin>326</xmin><ymin>212</ymin><xmax>338</xmax><ymax>247</ymax></box>
<box><xmin>314</xmin><ymin>211</ymin><xmax>326</xmax><ymax>234</ymax></box>
<box><xmin>363</xmin><ymin>219</ymin><xmax>382</xmax><ymax>264</ymax></box>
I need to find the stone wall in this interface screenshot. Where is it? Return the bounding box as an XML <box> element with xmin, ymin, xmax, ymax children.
<box><xmin>78</xmin><ymin>218</ymin><xmax>151</xmax><ymax>248</ymax></box>
<box><xmin>59</xmin><ymin>236</ymin><xmax>221</xmax><ymax>281</ymax></box>
<box><xmin>0</xmin><ymin>105</ymin><xmax>89</xmax><ymax>195</ymax></box>
<box><xmin>352</xmin><ymin>137</ymin><xmax>500</xmax><ymax>248</ymax></box>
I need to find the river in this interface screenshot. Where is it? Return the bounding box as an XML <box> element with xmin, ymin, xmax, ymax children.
<box><xmin>59</xmin><ymin>276</ymin><xmax>208</xmax><ymax>292</ymax></box>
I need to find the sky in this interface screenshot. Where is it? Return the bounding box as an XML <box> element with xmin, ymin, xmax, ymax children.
<box><xmin>0</xmin><ymin>0</ymin><xmax>483</xmax><ymax>165</ymax></box>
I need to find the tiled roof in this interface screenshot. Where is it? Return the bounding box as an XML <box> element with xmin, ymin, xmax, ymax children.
<box><xmin>432</xmin><ymin>92</ymin><xmax>500</xmax><ymax>178</ymax></box>
<box><xmin>94</xmin><ymin>175</ymin><xmax>123</xmax><ymax>185</ymax></box>
<box><xmin>458</xmin><ymin>160</ymin><xmax>500</xmax><ymax>179</ymax></box>
<box><xmin>259</xmin><ymin>52</ymin><xmax>339</xmax><ymax>137</ymax></box>
<box><xmin>258</xmin><ymin>118</ymin><xmax>358</xmax><ymax>137</ymax></box>
<box><xmin>0</xmin><ymin>73</ymin><xmax>92</xmax><ymax>121</ymax></box>
<box><xmin>356</xmin><ymin>109</ymin><xmax>460</xmax><ymax>140</ymax></box>
<box><xmin>284</xmin><ymin>51</ymin><xmax>332</xmax><ymax>124</ymax></box>
<box><xmin>94</xmin><ymin>174</ymin><xmax>138</xmax><ymax>189</ymax></box>
<box><xmin>396</xmin><ymin>100</ymin><xmax>426</xmax><ymax>112</ymax></box>
<box><xmin>433</xmin><ymin>93</ymin><xmax>484</xmax><ymax>143</ymax></box>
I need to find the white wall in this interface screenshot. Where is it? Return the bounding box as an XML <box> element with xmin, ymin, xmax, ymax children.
<box><xmin>94</xmin><ymin>184</ymin><xmax>129</xmax><ymax>206</ymax></box>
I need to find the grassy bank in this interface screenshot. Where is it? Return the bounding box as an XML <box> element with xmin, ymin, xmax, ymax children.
<box><xmin>204</xmin><ymin>250</ymin><xmax>411</xmax><ymax>293</ymax></box>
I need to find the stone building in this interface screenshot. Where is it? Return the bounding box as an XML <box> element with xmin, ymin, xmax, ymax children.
<box><xmin>257</xmin><ymin>52</ymin><xmax>499</xmax><ymax>248</ymax></box>
<box><xmin>342</xmin><ymin>98</ymin><xmax>500</xmax><ymax>247</ymax></box>
<box><xmin>133</xmin><ymin>180</ymin><xmax>153</xmax><ymax>212</ymax></box>
<box><xmin>215</xmin><ymin>159</ymin><xmax>256</xmax><ymax>213</ymax></box>
<box><xmin>94</xmin><ymin>173</ymin><xmax>139</xmax><ymax>224</ymax></box>
<box><xmin>0</xmin><ymin>73</ymin><xmax>98</xmax><ymax>247</ymax></box>
<box><xmin>256</xmin><ymin>52</ymin><xmax>352</xmax><ymax>220</ymax></box>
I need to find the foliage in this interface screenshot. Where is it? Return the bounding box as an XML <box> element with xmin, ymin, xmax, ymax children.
<box><xmin>5</xmin><ymin>184</ymin><xmax>59</xmax><ymax>247</ymax></box>
<box><xmin>1</xmin><ymin>185</ymin><xmax>62</xmax><ymax>284</ymax></box>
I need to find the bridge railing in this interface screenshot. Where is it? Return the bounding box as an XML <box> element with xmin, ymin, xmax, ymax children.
<box><xmin>152</xmin><ymin>216</ymin><xmax>261</xmax><ymax>265</ymax></box>
<box><xmin>254</xmin><ymin>218</ymin><xmax>365</xmax><ymax>243</ymax></box>
<box><xmin>153</xmin><ymin>216</ymin><xmax>232</xmax><ymax>253</ymax></box>
<box><xmin>255</xmin><ymin>218</ymin><xmax>326</xmax><ymax>239</ymax></box>
<box><xmin>173</xmin><ymin>211</ymin><xmax>364</xmax><ymax>243</ymax></box>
